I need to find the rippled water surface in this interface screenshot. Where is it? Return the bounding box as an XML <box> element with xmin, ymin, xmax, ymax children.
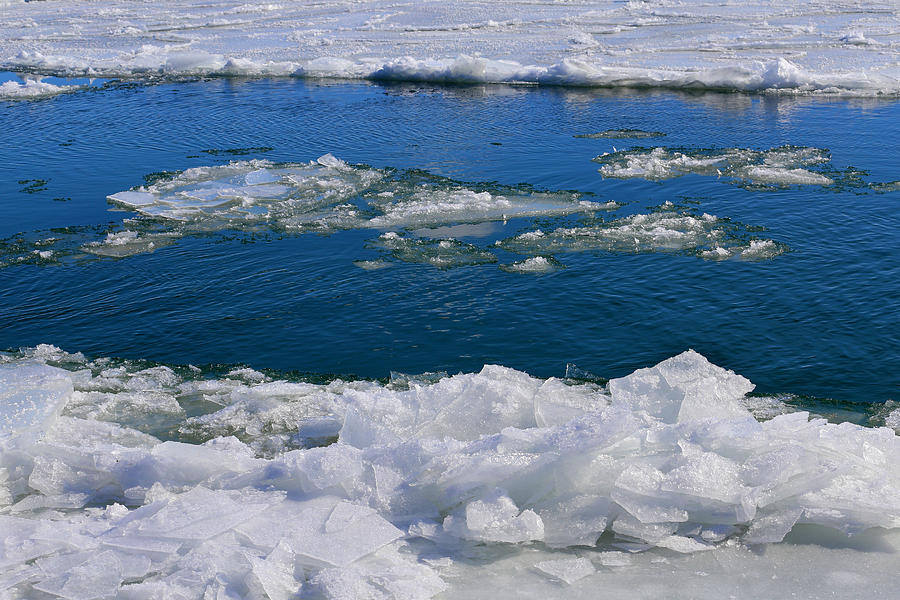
<box><xmin>1</xmin><ymin>78</ymin><xmax>898</xmax><ymax>403</ymax></box>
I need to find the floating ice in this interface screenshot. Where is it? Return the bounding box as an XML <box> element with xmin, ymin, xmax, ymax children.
<box><xmin>107</xmin><ymin>158</ymin><xmax>595</xmax><ymax>231</ymax></box>
<box><xmin>3</xmin><ymin>346</ymin><xmax>900</xmax><ymax>597</ymax></box>
<box><xmin>575</xmin><ymin>129</ymin><xmax>666</xmax><ymax>139</ymax></box>
<box><xmin>0</xmin><ymin>78</ymin><xmax>80</xmax><ymax>99</ymax></box>
<box><xmin>594</xmin><ymin>145</ymin><xmax>835</xmax><ymax>187</ymax></box>
<box><xmin>369</xmin><ymin>233</ymin><xmax>498</xmax><ymax>269</ymax></box>
<box><xmin>3</xmin><ymin>156</ymin><xmax>619</xmax><ymax>269</ymax></box>
<box><xmin>496</xmin><ymin>211</ymin><xmax>787</xmax><ymax>260</ymax></box>
<box><xmin>82</xmin><ymin>230</ymin><xmax>179</xmax><ymax>258</ymax></box>
<box><xmin>499</xmin><ymin>256</ymin><xmax>565</xmax><ymax>274</ymax></box>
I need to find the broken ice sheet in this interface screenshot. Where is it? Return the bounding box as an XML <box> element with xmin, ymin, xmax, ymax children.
<box><xmin>575</xmin><ymin>129</ymin><xmax>666</xmax><ymax>139</ymax></box>
<box><xmin>368</xmin><ymin>232</ymin><xmax>498</xmax><ymax>268</ymax></box>
<box><xmin>4</xmin><ymin>155</ymin><xmax>615</xmax><ymax>269</ymax></box>
<box><xmin>590</xmin><ymin>145</ymin><xmax>867</xmax><ymax>189</ymax></box>
<box><xmin>496</xmin><ymin>210</ymin><xmax>787</xmax><ymax>260</ymax></box>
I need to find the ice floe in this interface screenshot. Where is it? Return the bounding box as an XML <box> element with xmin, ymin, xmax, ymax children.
<box><xmin>0</xmin><ymin>78</ymin><xmax>81</xmax><ymax>100</ymax></box>
<box><xmin>495</xmin><ymin>211</ymin><xmax>787</xmax><ymax>261</ymax></box>
<box><xmin>2</xmin><ymin>345</ymin><xmax>900</xmax><ymax>597</ymax></box>
<box><xmin>106</xmin><ymin>156</ymin><xmax>595</xmax><ymax>232</ymax></box>
<box><xmin>2</xmin><ymin>154</ymin><xmax>798</xmax><ymax>270</ymax></box>
<box><xmin>594</xmin><ymin>145</ymin><xmax>835</xmax><ymax>187</ymax></box>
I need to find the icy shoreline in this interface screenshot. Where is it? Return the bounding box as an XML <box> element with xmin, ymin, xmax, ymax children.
<box><xmin>2</xmin><ymin>345</ymin><xmax>900</xmax><ymax>598</ymax></box>
<box><xmin>2</xmin><ymin>0</ymin><xmax>899</xmax><ymax>95</ymax></box>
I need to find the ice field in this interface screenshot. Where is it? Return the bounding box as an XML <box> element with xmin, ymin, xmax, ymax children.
<box><xmin>1</xmin><ymin>0</ymin><xmax>900</xmax><ymax>598</ymax></box>
<box><xmin>1</xmin><ymin>0</ymin><xmax>899</xmax><ymax>94</ymax></box>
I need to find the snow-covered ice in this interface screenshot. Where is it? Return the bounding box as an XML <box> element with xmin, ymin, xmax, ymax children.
<box><xmin>1</xmin><ymin>0</ymin><xmax>899</xmax><ymax>94</ymax></box>
<box><xmin>2</xmin><ymin>345</ymin><xmax>900</xmax><ymax>598</ymax></box>
<box><xmin>0</xmin><ymin>78</ymin><xmax>80</xmax><ymax>99</ymax></box>
<box><xmin>495</xmin><ymin>211</ymin><xmax>787</xmax><ymax>261</ymax></box>
<box><xmin>594</xmin><ymin>145</ymin><xmax>835</xmax><ymax>186</ymax></box>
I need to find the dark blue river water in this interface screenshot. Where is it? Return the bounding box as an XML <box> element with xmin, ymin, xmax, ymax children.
<box><xmin>1</xmin><ymin>77</ymin><xmax>898</xmax><ymax>403</ymax></box>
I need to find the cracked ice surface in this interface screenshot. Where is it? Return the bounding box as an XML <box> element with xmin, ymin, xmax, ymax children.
<box><xmin>106</xmin><ymin>155</ymin><xmax>596</xmax><ymax>232</ymax></box>
<box><xmin>593</xmin><ymin>145</ymin><xmax>836</xmax><ymax>186</ymax></box>
<box><xmin>1</xmin><ymin>0</ymin><xmax>899</xmax><ymax>94</ymax></box>
<box><xmin>2</xmin><ymin>346</ymin><xmax>900</xmax><ymax>598</ymax></box>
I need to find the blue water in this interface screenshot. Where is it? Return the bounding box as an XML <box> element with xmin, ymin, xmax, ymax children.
<box><xmin>1</xmin><ymin>78</ymin><xmax>898</xmax><ymax>404</ymax></box>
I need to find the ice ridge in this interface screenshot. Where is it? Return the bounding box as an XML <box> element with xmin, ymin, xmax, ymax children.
<box><xmin>2</xmin><ymin>346</ymin><xmax>900</xmax><ymax>597</ymax></box>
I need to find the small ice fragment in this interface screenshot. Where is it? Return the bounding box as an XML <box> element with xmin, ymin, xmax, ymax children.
<box><xmin>656</xmin><ymin>535</ymin><xmax>715</xmax><ymax>553</ymax></box>
<box><xmin>107</xmin><ymin>191</ymin><xmax>157</xmax><ymax>207</ymax></box>
<box><xmin>534</xmin><ymin>557</ymin><xmax>595</xmax><ymax>584</ymax></box>
<box><xmin>32</xmin><ymin>550</ymin><xmax>123</xmax><ymax>600</ymax></box>
<box><xmin>316</xmin><ymin>153</ymin><xmax>346</xmax><ymax>169</ymax></box>
<box><xmin>452</xmin><ymin>490</ymin><xmax>545</xmax><ymax>543</ymax></box>
<box><xmin>244</xmin><ymin>168</ymin><xmax>280</xmax><ymax>185</ymax></box>
<box><xmin>597</xmin><ymin>551</ymin><xmax>632</xmax><ymax>567</ymax></box>
<box><xmin>743</xmin><ymin>509</ymin><xmax>803</xmax><ymax>544</ymax></box>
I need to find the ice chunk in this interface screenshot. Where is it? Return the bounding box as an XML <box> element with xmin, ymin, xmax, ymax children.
<box><xmin>655</xmin><ymin>535</ymin><xmax>715</xmax><ymax>553</ymax></box>
<box><xmin>107</xmin><ymin>191</ymin><xmax>157</xmax><ymax>208</ymax></box>
<box><xmin>743</xmin><ymin>509</ymin><xmax>803</xmax><ymax>544</ymax></box>
<box><xmin>292</xmin><ymin>501</ymin><xmax>404</xmax><ymax>567</ymax></box>
<box><xmin>243</xmin><ymin>168</ymin><xmax>281</xmax><ymax>186</ymax></box>
<box><xmin>537</xmin><ymin>495</ymin><xmax>610</xmax><ymax>547</ymax></box>
<box><xmin>499</xmin><ymin>256</ymin><xmax>565</xmax><ymax>274</ymax></box>
<box><xmin>244</xmin><ymin>547</ymin><xmax>300</xmax><ymax>600</ymax></box>
<box><xmin>269</xmin><ymin>444</ymin><xmax>364</xmax><ymax>495</ymax></box>
<box><xmin>147</xmin><ymin>440</ymin><xmax>260</xmax><ymax>486</ymax></box>
<box><xmin>447</xmin><ymin>489</ymin><xmax>544</xmax><ymax>543</ymax></box>
<box><xmin>236</xmin><ymin>497</ymin><xmax>403</xmax><ymax>567</ymax></box>
<box><xmin>340</xmin><ymin>364</ymin><xmax>543</xmax><ymax>446</ymax></box>
<box><xmin>609</xmin><ymin>350</ymin><xmax>753</xmax><ymax>423</ymax></box>
<box><xmin>32</xmin><ymin>550</ymin><xmax>123</xmax><ymax>600</ymax></box>
<box><xmin>534</xmin><ymin>556</ymin><xmax>595</xmax><ymax>584</ymax></box>
<box><xmin>309</xmin><ymin>548</ymin><xmax>446</xmax><ymax>600</ymax></box>
<box><xmin>533</xmin><ymin>377</ymin><xmax>608</xmax><ymax>427</ymax></box>
<box><xmin>597</xmin><ymin>551</ymin><xmax>632</xmax><ymax>567</ymax></box>
<box><xmin>317</xmin><ymin>153</ymin><xmax>346</xmax><ymax>169</ymax></box>
<box><xmin>117</xmin><ymin>486</ymin><xmax>279</xmax><ymax>540</ymax></box>
<box><xmin>0</xmin><ymin>362</ymin><xmax>72</xmax><ymax>448</ymax></box>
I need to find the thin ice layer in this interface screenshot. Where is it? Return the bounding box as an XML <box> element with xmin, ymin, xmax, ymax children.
<box><xmin>1</xmin><ymin>1</ymin><xmax>899</xmax><ymax>94</ymax></box>
<box><xmin>3</xmin><ymin>346</ymin><xmax>900</xmax><ymax>598</ymax></box>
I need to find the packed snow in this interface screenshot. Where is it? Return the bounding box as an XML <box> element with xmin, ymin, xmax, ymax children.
<box><xmin>1</xmin><ymin>0</ymin><xmax>899</xmax><ymax>94</ymax></box>
<box><xmin>2</xmin><ymin>345</ymin><xmax>900</xmax><ymax>598</ymax></box>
